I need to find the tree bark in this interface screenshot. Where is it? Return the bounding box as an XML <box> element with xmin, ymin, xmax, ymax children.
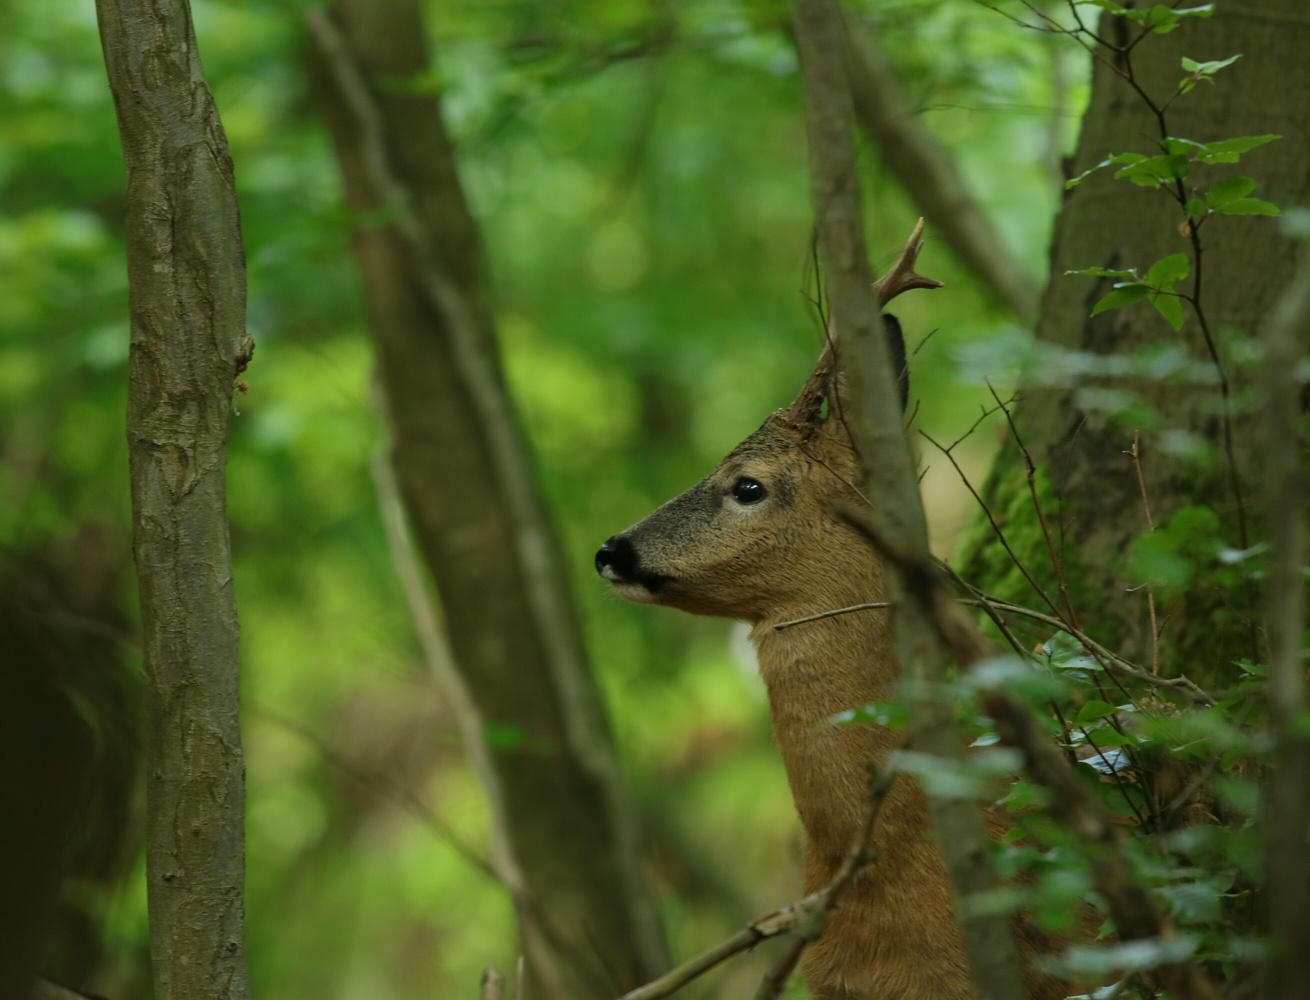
<box><xmin>306</xmin><ymin>3</ymin><xmax>668</xmax><ymax>997</ymax></box>
<box><xmin>956</xmin><ymin>6</ymin><xmax>1310</xmax><ymax>992</ymax></box>
<box><xmin>1258</xmin><ymin>252</ymin><xmax>1310</xmax><ymax>1000</ymax></box>
<box><xmin>960</xmin><ymin>1</ymin><xmax>1310</xmax><ymax>678</ymax></box>
<box><xmin>95</xmin><ymin>2</ymin><xmax>252</xmax><ymax>1000</ymax></box>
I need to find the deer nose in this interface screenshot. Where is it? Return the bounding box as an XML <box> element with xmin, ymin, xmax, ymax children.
<box><xmin>595</xmin><ymin>535</ymin><xmax>637</xmax><ymax>580</ymax></box>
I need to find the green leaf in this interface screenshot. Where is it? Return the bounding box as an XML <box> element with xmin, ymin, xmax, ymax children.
<box><xmin>1075</xmin><ymin>700</ymin><xmax>1119</xmax><ymax>726</ymax></box>
<box><xmin>1079</xmin><ymin>726</ymin><xmax>1134</xmax><ymax>750</ymax></box>
<box><xmin>1193</xmin><ymin>134</ymin><xmax>1281</xmax><ymax>164</ymax></box>
<box><xmin>1150</xmin><ymin>291</ymin><xmax>1185</xmax><ymax>331</ymax></box>
<box><xmin>1215</xmin><ymin>197</ymin><xmax>1280</xmax><ymax>217</ymax></box>
<box><xmin>1157</xmin><ymin>882</ymin><xmax>1224</xmax><ymax>924</ymax></box>
<box><xmin>1180</xmin><ymin>54</ymin><xmax>1241</xmax><ymax>88</ymax></box>
<box><xmin>1065</xmin><ymin>266</ymin><xmax>1139</xmax><ymax>280</ymax></box>
<box><xmin>1112</xmin><ymin>153</ymin><xmax>1189</xmax><ymax>187</ymax></box>
<box><xmin>1146</xmin><ymin>4</ymin><xmax>1181</xmax><ymax>32</ymax></box>
<box><xmin>1145</xmin><ymin>253</ymin><xmax>1190</xmax><ymax>287</ymax></box>
<box><xmin>1065</xmin><ymin>157</ymin><xmax>1113</xmax><ymax>189</ymax></box>
<box><xmin>1205</xmin><ymin>176</ymin><xmax>1256</xmax><ymax>208</ymax></box>
<box><xmin>1185</xmin><ymin>197</ymin><xmax>1208</xmax><ymax>218</ymax></box>
<box><xmin>1092</xmin><ymin>283</ymin><xmax>1150</xmax><ymax>315</ymax></box>
<box><xmin>1184</xmin><ymin>54</ymin><xmax>1241</xmax><ymax>73</ymax></box>
<box><xmin>1132</xmin><ymin>254</ymin><xmax>1190</xmax><ymax>331</ymax></box>
<box><xmin>1129</xmin><ymin>531</ymin><xmax>1193</xmax><ymax>594</ymax></box>
<box><xmin>1161</xmin><ymin>137</ymin><xmax>1205</xmax><ymax>157</ymax></box>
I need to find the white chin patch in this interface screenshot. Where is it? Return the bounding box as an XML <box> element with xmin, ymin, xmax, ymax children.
<box><xmin>611</xmin><ymin>580</ymin><xmax>658</xmax><ymax>604</ymax></box>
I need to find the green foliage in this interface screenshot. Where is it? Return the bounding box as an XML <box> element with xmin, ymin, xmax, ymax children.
<box><xmin>1073</xmin><ymin>1</ymin><xmax>1214</xmax><ymax>35</ymax></box>
<box><xmin>1179</xmin><ymin>53</ymin><xmax>1241</xmax><ymax>94</ymax></box>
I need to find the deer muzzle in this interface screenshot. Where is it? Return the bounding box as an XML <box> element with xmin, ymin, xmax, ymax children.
<box><xmin>595</xmin><ymin>535</ymin><xmax>671</xmax><ymax>600</ymax></box>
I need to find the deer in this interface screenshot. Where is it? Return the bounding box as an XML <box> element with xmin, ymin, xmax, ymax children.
<box><xmin>595</xmin><ymin>225</ymin><xmax>1070</xmax><ymax>1000</ymax></box>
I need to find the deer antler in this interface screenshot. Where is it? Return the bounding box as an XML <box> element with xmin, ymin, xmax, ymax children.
<box><xmin>873</xmin><ymin>217</ymin><xmax>943</xmax><ymax>307</ymax></box>
<box><xmin>785</xmin><ymin>219</ymin><xmax>941</xmax><ymax>430</ymax></box>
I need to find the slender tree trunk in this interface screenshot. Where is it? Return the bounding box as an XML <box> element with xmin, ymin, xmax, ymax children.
<box><xmin>95</xmin><ymin>3</ymin><xmax>252</xmax><ymax>999</ymax></box>
<box><xmin>1258</xmin><ymin>254</ymin><xmax>1310</xmax><ymax>1000</ymax></box>
<box><xmin>961</xmin><ymin>0</ymin><xmax>1310</xmax><ymax>678</ymax></box>
<box><xmin>306</xmin><ymin>2</ymin><xmax>668</xmax><ymax>996</ymax></box>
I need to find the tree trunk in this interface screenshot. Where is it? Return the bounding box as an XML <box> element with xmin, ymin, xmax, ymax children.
<box><xmin>959</xmin><ymin>4</ymin><xmax>1310</xmax><ymax>993</ymax></box>
<box><xmin>960</xmin><ymin>0</ymin><xmax>1310</xmax><ymax>679</ymax></box>
<box><xmin>95</xmin><ymin>2</ymin><xmax>252</xmax><ymax>1000</ymax></box>
<box><xmin>306</xmin><ymin>3</ymin><xmax>668</xmax><ymax>997</ymax></box>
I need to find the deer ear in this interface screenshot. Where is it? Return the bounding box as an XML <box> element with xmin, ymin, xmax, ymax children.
<box><xmin>883</xmin><ymin>313</ymin><xmax>909</xmax><ymax>412</ymax></box>
<box><xmin>782</xmin><ymin>314</ymin><xmax>911</xmax><ymax>429</ymax></box>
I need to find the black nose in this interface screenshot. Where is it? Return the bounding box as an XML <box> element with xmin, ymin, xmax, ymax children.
<box><xmin>595</xmin><ymin>535</ymin><xmax>637</xmax><ymax>579</ymax></box>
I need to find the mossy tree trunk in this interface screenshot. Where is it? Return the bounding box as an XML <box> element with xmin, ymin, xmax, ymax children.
<box><xmin>960</xmin><ymin>0</ymin><xmax>1310</xmax><ymax>681</ymax></box>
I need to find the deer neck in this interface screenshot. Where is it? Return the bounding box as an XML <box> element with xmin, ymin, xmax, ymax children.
<box><xmin>749</xmin><ymin>563</ymin><xmax>919</xmax><ymax>886</ymax></box>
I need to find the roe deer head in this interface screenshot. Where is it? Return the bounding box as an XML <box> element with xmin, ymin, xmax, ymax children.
<box><xmin>596</xmin><ymin>225</ymin><xmax>1067</xmax><ymax>1000</ymax></box>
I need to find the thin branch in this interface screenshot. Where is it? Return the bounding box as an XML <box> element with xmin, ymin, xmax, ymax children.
<box><xmin>773</xmin><ymin>601</ymin><xmax>894</xmax><ymax>630</ymax></box>
<box><xmin>983</xmin><ymin>390</ymin><xmax>1141</xmax><ymax>724</ymax></box>
<box><xmin>772</xmin><ymin>587</ymin><xmax>1218</xmax><ymax>707</ymax></box>
<box><xmin>843</xmin><ymin>9</ymin><xmax>1041</xmax><ymax>324</ymax></box>
<box><xmin>987</xmin><ymin>383</ymin><xmax>1081</xmax><ymax>628</ymax></box>
<box><xmin>922</xmin><ymin>429</ymin><xmax>1066</xmax><ymax>621</ymax></box>
<box><xmin>368</xmin><ymin>397</ymin><xmax>527</xmax><ymax>895</ymax></box>
<box><xmin>753</xmin><ymin>938</ymin><xmax>807</xmax><ymax>1000</ymax></box>
<box><xmin>1127</xmin><ymin>432</ymin><xmax>1161</xmax><ymax>675</ymax></box>
<box><xmin>255</xmin><ymin>707</ymin><xmax>502</xmax><ymax>885</ymax></box>
<box><xmin>615</xmin><ymin>765</ymin><xmax>897</xmax><ymax>1000</ymax></box>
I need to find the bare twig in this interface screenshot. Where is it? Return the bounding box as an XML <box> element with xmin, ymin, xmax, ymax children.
<box><xmin>615</xmin><ymin>765</ymin><xmax>897</xmax><ymax>1000</ymax></box>
<box><xmin>1127</xmin><ymin>432</ymin><xmax>1161</xmax><ymax>675</ymax></box>
<box><xmin>983</xmin><ymin>390</ymin><xmax>1139</xmax><ymax>724</ymax></box>
<box><xmin>753</xmin><ymin>938</ymin><xmax>807</xmax><ymax>1000</ymax></box>
<box><xmin>987</xmin><ymin>383</ymin><xmax>1081</xmax><ymax>628</ymax></box>
<box><xmin>773</xmin><ymin>601</ymin><xmax>894</xmax><ymax>630</ymax></box>
<box><xmin>922</xmin><ymin>429</ymin><xmax>1065</xmax><ymax>621</ymax></box>
<box><xmin>368</xmin><ymin>407</ymin><xmax>526</xmax><ymax>894</ymax></box>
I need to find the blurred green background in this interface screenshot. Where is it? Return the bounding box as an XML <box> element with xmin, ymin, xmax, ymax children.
<box><xmin>0</xmin><ymin>0</ymin><xmax>1086</xmax><ymax>996</ymax></box>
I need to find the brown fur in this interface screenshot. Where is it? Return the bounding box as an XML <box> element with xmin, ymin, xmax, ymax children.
<box><xmin>598</xmin><ymin>383</ymin><xmax>1070</xmax><ymax>998</ymax></box>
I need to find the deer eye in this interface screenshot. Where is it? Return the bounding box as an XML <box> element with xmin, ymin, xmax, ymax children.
<box><xmin>731</xmin><ymin>476</ymin><xmax>768</xmax><ymax>504</ymax></box>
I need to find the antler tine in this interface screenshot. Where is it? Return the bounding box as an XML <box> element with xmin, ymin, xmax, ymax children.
<box><xmin>873</xmin><ymin>218</ymin><xmax>943</xmax><ymax>307</ymax></box>
<box><xmin>784</xmin><ymin>220</ymin><xmax>939</xmax><ymax>430</ymax></box>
